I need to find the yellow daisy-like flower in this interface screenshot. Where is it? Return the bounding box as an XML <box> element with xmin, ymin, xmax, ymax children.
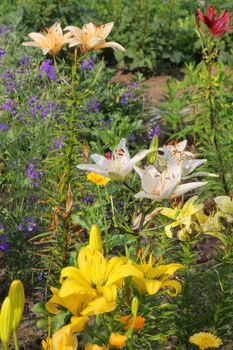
<box><xmin>189</xmin><ymin>332</ymin><xmax>222</xmax><ymax>349</ymax></box>
<box><xmin>109</xmin><ymin>333</ymin><xmax>127</xmax><ymax>348</ymax></box>
<box><xmin>87</xmin><ymin>172</ymin><xmax>110</xmax><ymax>186</ymax></box>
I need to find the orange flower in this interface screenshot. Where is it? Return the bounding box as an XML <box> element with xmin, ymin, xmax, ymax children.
<box><xmin>119</xmin><ymin>315</ymin><xmax>145</xmax><ymax>332</ymax></box>
<box><xmin>109</xmin><ymin>333</ymin><xmax>127</xmax><ymax>348</ymax></box>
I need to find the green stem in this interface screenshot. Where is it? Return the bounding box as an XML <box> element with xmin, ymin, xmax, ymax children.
<box><xmin>13</xmin><ymin>329</ymin><xmax>19</xmax><ymax>350</ymax></box>
<box><xmin>123</xmin><ymin>182</ymin><xmax>136</xmax><ymax>194</ymax></box>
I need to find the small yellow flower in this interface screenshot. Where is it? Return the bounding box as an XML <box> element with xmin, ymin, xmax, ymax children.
<box><xmin>189</xmin><ymin>332</ymin><xmax>222</xmax><ymax>349</ymax></box>
<box><xmin>22</xmin><ymin>22</ymin><xmax>72</xmax><ymax>56</ymax></box>
<box><xmin>87</xmin><ymin>172</ymin><xmax>110</xmax><ymax>186</ymax></box>
<box><xmin>119</xmin><ymin>315</ymin><xmax>145</xmax><ymax>332</ymax></box>
<box><xmin>109</xmin><ymin>333</ymin><xmax>127</xmax><ymax>348</ymax></box>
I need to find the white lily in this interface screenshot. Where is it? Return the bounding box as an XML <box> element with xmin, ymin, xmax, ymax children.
<box><xmin>134</xmin><ymin>164</ymin><xmax>207</xmax><ymax>202</ymax></box>
<box><xmin>160</xmin><ymin>140</ymin><xmax>217</xmax><ymax>179</ymax></box>
<box><xmin>77</xmin><ymin>139</ymin><xmax>149</xmax><ymax>182</ymax></box>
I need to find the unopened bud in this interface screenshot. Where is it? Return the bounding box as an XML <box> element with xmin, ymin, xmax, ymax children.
<box><xmin>8</xmin><ymin>280</ymin><xmax>25</xmax><ymax>330</ymax></box>
<box><xmin>0</xmin><ymin>296</ymin><xmax>13</xmax><ymax>348</ymax></box>
<box><xmin>148</xmin><ymin>135</ymin><xmax>158</xmax><ymax>165</ymax></box>
<box><xmin>89</xmin><ymin>225</ymin><xmax>103</xmax><ymax>253</ymax></box>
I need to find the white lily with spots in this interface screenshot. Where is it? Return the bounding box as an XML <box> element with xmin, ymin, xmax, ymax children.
<box><xmin>77</xmin><ymin>139</ymin><xmax>149</xmax><ymax>182</ymax></box>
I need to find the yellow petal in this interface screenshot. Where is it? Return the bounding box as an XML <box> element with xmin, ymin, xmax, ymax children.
<box><xmin>161</xmin><ymin>280</ymin><xmax>182</xmax><ymax>296</ymax></box>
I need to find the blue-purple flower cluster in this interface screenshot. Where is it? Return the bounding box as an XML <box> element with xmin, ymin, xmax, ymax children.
<box><xmin>149</xmin><ymin>125</ymin><xmax>160</xmax><ymax>141</ymax></box>
<box><xmin>81</xmin><ymin>58</ymin><xmax>94</xmax><ymax>72</ymax></box>
<box><xmin>120</xmin><ymin>82</ymin><xmax>140</xmax><ymax>105</ymax></box>
<box><xmin>39</xmin><ymin>59</ymin><xmax>58</xmax><ymax>81</ymax></box>
<box><xmin>27</xmin><ymin>162</ymin><xmax>44</xmax><ymax>188</ymax></box>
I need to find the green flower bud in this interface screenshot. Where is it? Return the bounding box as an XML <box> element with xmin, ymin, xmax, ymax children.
<box><xmin>0</xmin><ymin>296</ymin><xmax>13</xmax><ymax>348</ymax></box>
<box><xmin>8</xmin><ymin>280</ymin><xmax>25</xmax><ymax>330</ymax></box>
<box><xmin>148</xmin><ymin>135</ymin><xmax>158</xmax><ymax>165</ymax></box>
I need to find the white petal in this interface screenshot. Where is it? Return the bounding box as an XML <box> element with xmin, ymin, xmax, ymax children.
<box><xmin>91</xmin><ymin>154</ymin><xmax>112</xmax><ymax>168</ymax></box>
<box><xmin>101</xmin><ymin>41</ymin><xmax>125</xmax><ymax>52</ymax></box>
<box><xmin>76</xmin><ymin>164</ymin><xmax>109</xmax><ymax>177</ymax></box>
<box><xmin>172</xmin><ymin>181</ymin><xmax>208</xmax><ymax>197</ymax></box>
<box><xmin>134</xmin><ymin>191</ymin><xmax>161</xmax><ymax>200</ymax></box>
<box><xmin>96</xmin><ymin>22</ymin><xmax>114</xmax><ymax>39</ymax></box>
<box><xmin>182</xmin><ymin>171</ymin><xmax>218</xmax><ymax>179</ymax></box>
<box><xmin>177</xmin><ymin>140</ymin><xmax>187</xmax><ymax>151</ymax></box>
<box><xmin>182</xmin><ymin>159</ymin><xmax>207</xmax><ymax>176</ymax></box>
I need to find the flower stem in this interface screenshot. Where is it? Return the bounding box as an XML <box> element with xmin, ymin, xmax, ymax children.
<box><xmin>13</xmin><ymin>329</ymin><xmax>19</xmax><ymax>350</ymax></box>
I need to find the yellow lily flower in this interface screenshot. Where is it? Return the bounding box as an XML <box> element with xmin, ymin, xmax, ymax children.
<box><xmin>195</xmin><ymin>209</ymin><xmax>226</xmax><ymax>243</ymax></box>
<box><xmin>65</xmin><ymin>22</ymin><xmax>125</xmax><ymax>53</ymax></box>
<box><xmin>52</xmin><ymin>325</ymin><xmax>78</xmax><ymax>350</ymax></box>
<box><xmin>59</xmin><ymin>246</ymin><xmax>142</xmax><ymax>303</ymax></box>
<box><xmin>132</xmin><ymin>255</ymin><xmax>184</xmax><ymax>296</ymax></box>
<box><xmin>159</xmin><ymin>196</ymin><xmax>203</xmax><ymax>239</ymax></box>
<box><xmin>42</xmin><ymin>325</ymin><xmax>78</xmax><ymax>350</ymax></box>
<box><xmin>214</xmin><ymin>195</ymin><xmax>233</xmax><ymax>222</ymax></box>
<box><xmin>22</xmin><ymin>22</ymin><xmax>72</xmax><ymax>56</ymax></box>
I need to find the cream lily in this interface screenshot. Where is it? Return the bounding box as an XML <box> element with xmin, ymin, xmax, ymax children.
<box><xmin>59</xmin><ymin>246</ymin><xmax>143</xmax><ymax>303</ymax></box>
<box><xmin>214</xmin><ymin>196</ymin><xmax>233</xmax><ymax>222</ymax></box>
<box><xmin>134</xmin><ymin>164</ymin><xmax>207</xmax><ymax>201</ymax></box>
<box><xmin>77</xmin><ymin>139</ymin><xmax>149</xmax><ymax>182</ymax></box>
<box><xmin>133</xmin><ymin>256</ymin><xmax>184</xmax><ymax>296</ymax></box>
<box><xmin>22</xmin><ymin>22</ymin><xmax>72</xmax><ymax>56</ymax></box>
<box><xmin>195</xmin><ymin>209</ymin><xmax>226</xmax><ymax>243</ymax></box>
<box><xmin>161</xmin><ymin>140</ymin><xmax>217</xmax><ymax>179</ymax></box>
<box><xmin>65</xmin><ymin>22</ymin><xmax>125</xmax><ymax>53</ymax></box>
<box><xmin>159</xmin><ymin>196</ymin><xmax>203</xmax><ymax>239</ymax></box>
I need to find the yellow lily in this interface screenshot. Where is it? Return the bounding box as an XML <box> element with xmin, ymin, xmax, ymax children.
<box><xmin>195</xmin><ymin>209</ymin><xmax>226</xmax><ymax>243</ymax></box>
<box><xmin>214</xmin><ymin>195</ymin><xmax>233</xmax><ymax>222</ymax></box>
<box><xmin>159</xmin><ymin>196</ymin><xmax>203</xmax><ymax>239</ymax></box>
<box><xmin>46</xmin><ymin>288</ymin><xmax>115</xmax><ymax>332</ymax></box>
<box><xmin>132</xmin><ymin>255</ymin><xmax>184</xmax><ymax>296</ymax></box>
<box><xmin>42</xmin><ymin>325</ymin><xmax>78</xmax><ymax>350</ymax></box>
<box><xmin>59</xmin><ymin>246</ymin><xmax>142</xmax><ymax>303</ymax></box>
<box><xmin>22</xmin><ymin>22</ymin><xmax>72</xmax><ymax>56</ymax></box>
<box><xmin>65</xmin><ymin>22</ymin><xmax>125</xmax><ymax>53</ymax></box>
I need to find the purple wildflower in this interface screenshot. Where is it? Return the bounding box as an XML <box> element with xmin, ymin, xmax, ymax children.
<box><xmin>0</xmin><ymin>24</ymin><xmax>11</xmax><ymax>35</ymax></box>
<box><xmin>39</xmin><ymin>59</ymin><xmax>57</xmax><ymax>81</ymax></box>
<box><xmin>27</xmin><ymin>219</ymin><xmax>36</xmax><ymax>232</ymax></box>
<box><xmin>0</xmin><ymin>234</ymin><xmax>9</xmax><ymax>251</ymax></box>
<box><xmin>2</xmin><ymin>69</ymin><xmax>14</xmax><ymax>80</ymax></box>
<box><xmin>17</xmin><ymin>223</ymin><xmax>24</xmax><ymax>231</ymax></box>
<box><xmin>86</xmin><ymin>99</ymin><xmax>100</xmax><ymax>113</ymax></box>
<box><xmin>0</xmin><ymin>48</ymin><xmax>5</xmax><ymax>57</ymax></box>
<box><xmin>81</xmin><ymin>58</ymin><xmax>94</xmax><ymax>71</ymax></box>
<box><xmin>27</xmin><ymin>95</ymin><xmax>37</xmax><ymax>107</ymax></box>
<box><xmin>149</xmin><ymin>125</ymin><xmax>160</xmax><ymax>141</ymax></box>
<box><xmin>55</xmin><ymin>137</ymin><xmax>65</xmax><ymax>149</ymax></box>
<box><xmin>2</xmin><ymin>98</ymin><xmax>13</xmax><ymax>110</ymax></box>
<box><xmin>0</xmin><ymin>123</ymin><xmax>8</xmax><ymax>131</ymax></box>
<box><xmin>120</xmin><ymin>82</ymin><xmax>139</xmax><ymax>105</ymax></box>
<box><xmin>27</xmin><ymin>162</ymin><xmax>43</xmax><ymax>187</ymax></box>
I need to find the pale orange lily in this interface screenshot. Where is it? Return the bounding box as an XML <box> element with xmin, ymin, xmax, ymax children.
<box><xmin>65</xmin><ymin>22</ymin><xmax>125</xmax><ymax>53</ymax></box>
<box><xmin>133</xmin><ymin>255</ymin><xmax>184</xmax><ymax>296</ymax></box>
<box><xmin>22</xmin><ymin>22</ymin><xmax>72</xmax><ymax>56</ymax></box>
<box><xmin>59</xmin><ymin>246</ymin><xmax>142</xmax><ymax>303</ymax></box>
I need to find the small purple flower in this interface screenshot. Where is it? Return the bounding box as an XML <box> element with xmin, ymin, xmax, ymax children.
<box><xmin>81</xmin><ymin>58</ymin><xmax>94</xmax><ymax>71</ymax></box>
<box><xmin>80</xmin><ymin>196</ymin><xmax>94</xmax><ymax>204</ymax></box>
<box><xmin>0</xmin><ymin>123</ymin><xmax>8</xmax><ymax>131</ymax></box>
<box><xmin>86</xmin><ymin>99</ymin><xmax>100</xmax><ymax>113</ymax></box>
<box><xmin>27</xmin><ymin>219</ymin><xmax>36</xmax><ymax>232</ymax></box>
<box><xmin>38</xmin><ymin>273</ymin><xmax>43</xmax><ymax>282</ymax></box>
<box><xmin>27</xmin><ymin>95</ymin><xmax>37</xmax><ymax>107</ymax></box>
<box><xmin>17</xmin><ymin>223</ymin><xmax>24</xmax><ymax>231</ymax></box>
<box><xmin>47</xmin><ymin>101</ymin><xmax>54</xmax><ymax>110</ymax></box>
<box><xmin>0</xmin><ymin>48</ymin><xmax>5</xmax><ymax>57</ymax></box>
<box><xmin>2</xmin><ymin>98</ymin><xmax>13</xmax><ymax>110</ymax></box>
<box><xmin>0</xmin><ymin>234</ymin><xmax>9</xmax><ymax>251</ymax></box>
<box><xmin>41</xmin><ymin>109</ymin><xmax>48</xmax><ymax>118</ymax></box>
<box><xmin>0</xmin><ymin>24</ymin><xmax>11</xmax><ymax>35</ymax></box>
<box><xmin>120</xmin><ymin>82</ymin><xmax>139</xmax><ymax>105</ymax></box>
<box><xmin>149</xmin><ymin>125</ymin><xmax>160</xmax><ymax>141</ymax></box>
<box><xmin>27</xmin><ymin>162</ymin><xmax>43</xmax><ymax>186</ymax></box>
<box><xmin>129</xmin><ymin>133</ymin><xmax>136</xmax><ymax>142</ymax></box>
<box><xmin>55</xmin><ymin>137</ymin><xmax>65</xmax><ymax>149</ymax></box>
<box><xmin>39</xmin><ymin>59</ymin><xmax>57</xmax><ymax>81</ymax></box>
<box><xmin>2</xmin><ymin>69</ymin><xmax>14</xmax><ymax>80</ymax></box>
<box><xmin>18</xmin><ymin>55</ymin><xmax>32</xmax><ymax>67</ymax></box>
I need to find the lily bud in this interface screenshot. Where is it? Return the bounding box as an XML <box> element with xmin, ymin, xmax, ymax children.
<box><xmin>131</xmin><ymin>296</ymin><xmax>139</xmax><ymax>317</ymax></box>
<box><xmin>8</xmin><ymin>279</ymin><xmax>25</xmax><ymax>330</ymax></box>
<box><xmin>0</xmin><ymin>296</ymin><xmax>13</xmax><ymax>348</ymax></box>
<box><xmin>89</xmin><ymin>225</ymin><xmax>103</xmax><ymax>253</ymax></box>
<box><xmin>148</xmin><ymin>135</ymin><xmax>158</xmax><ymax>165</ymax></box>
